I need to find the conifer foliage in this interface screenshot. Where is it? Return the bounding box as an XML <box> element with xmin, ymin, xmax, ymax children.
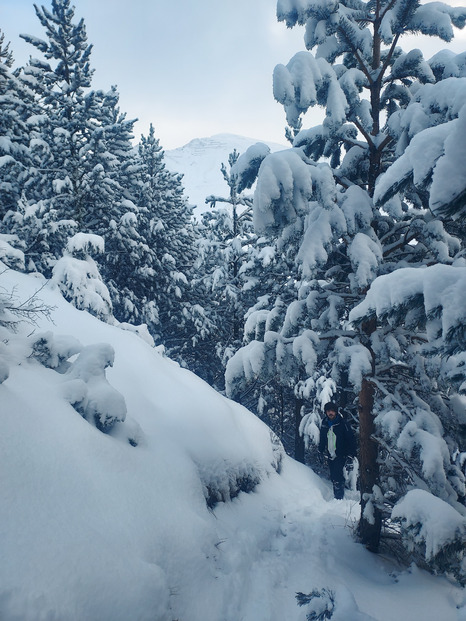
<box><xmin>14</xmin><ymin>0</ymin><xmax>137</xmax><ymax>269</ymax></box>
<box><xmin>0</xmin><ymin>32</ymin><xmax>32</xmax><ymax>221</ymax></box>
<box><xmin>192</xmin><ymin>149</ymin><xmax>258</xmax><ymax>388</ymax></box>
<box><xmin>0</xmin><ymin>1</ymin><xmax>201</xmax><ymax>362</ymax></box>
<box><xmin>106</xmin><ymin>124</ymin><xmax>199</xmax><ymax>353</ymax></box>
<box><xmin>226</xmin><ymin>0</ymin><xmax>466</xmax><ymax>574</ymax></box>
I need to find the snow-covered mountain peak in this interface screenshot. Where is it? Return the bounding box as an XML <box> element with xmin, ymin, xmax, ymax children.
<box><xmin>165</xmin><ymin>133</ymin><xmax>287</xmax><ymax>217</ymax></box>
<box><xmin>173</xmin><ymin>133</ymin><xmax>286</xmax><ymax>153</ymax></box>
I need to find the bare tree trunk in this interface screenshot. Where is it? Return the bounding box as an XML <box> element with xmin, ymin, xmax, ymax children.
<box><xmin>358</xmin><ymin>376</ymin><xmax>382</xmax><ymax>552</ymax></box>
<box><xmin>357</xmin><ymin>315</ymin><xmax>382</xmax><ymax>551</ymax></box>
<box><xmin>279</xmin><ymin>386</ymin><xmax>285</xmax><ymax>440</ymax></box>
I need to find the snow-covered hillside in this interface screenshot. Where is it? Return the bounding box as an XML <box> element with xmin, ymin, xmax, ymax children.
<box><xmin>165</xmin><ymin>133</ymin><xmax>287</xmax><ymax>217</ymax></box>
<box><xmin>1</xmin><ymin>264</ymin><xmax>465</xmax><ymax>621</ymax></box>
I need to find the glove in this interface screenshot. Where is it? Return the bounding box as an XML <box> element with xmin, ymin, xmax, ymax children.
<box><xmin>318</xmin><ymin>450</ymin><xmax>328</xmax><ymax>463</ymax></box>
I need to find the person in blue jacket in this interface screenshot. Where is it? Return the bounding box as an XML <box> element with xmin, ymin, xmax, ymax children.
<box><xmin>318</xmin><ymin>402</ymin><xmax>357</xmax><ymax>499</ymax></box>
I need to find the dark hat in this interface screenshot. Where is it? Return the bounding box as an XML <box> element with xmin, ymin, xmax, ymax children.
<box><xmin>324</xmin><ymin>402</ymin><xmax>338</xmax><ymax>413</ymax></box>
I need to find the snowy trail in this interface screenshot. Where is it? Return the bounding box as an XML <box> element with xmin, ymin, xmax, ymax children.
<box><xmin>205</xmin><ymin>459</ymin><xmax>462</xmax><ymax>621</ymax></box>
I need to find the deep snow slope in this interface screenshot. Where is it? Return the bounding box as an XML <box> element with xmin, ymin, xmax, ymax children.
<box><xmin>0</xmin><ymin>267</ymin><xmax>464</xmax><ymax>621</ymax></box>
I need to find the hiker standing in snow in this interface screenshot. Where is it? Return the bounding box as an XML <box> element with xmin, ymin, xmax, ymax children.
<box><xmin>318</xmin><ymin>402</ymin><xmax>357</xmax><ymax>499</ymax></box>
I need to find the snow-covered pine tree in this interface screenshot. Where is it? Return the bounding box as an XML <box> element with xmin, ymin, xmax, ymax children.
<box><xmin>221</xmin><ymin>144</ymin><xmax>312</xmax><ymax>459</ymax></box>
<box><xmin>348</xmin><ymin>262</ymin><xmax>466</xmax><ymax>582</ymax></box>
<box><xmin>190</xmin><ymin>149</ymin><xmax>259</xmax><ymax>388</ymax></box>
<box><xmin>226</xmin><ymin>0</ymin><xmax>466</xmax><ymax>569</ymax></box>
<box><xmin>75</xmin><ymin>85</ymin><xmax>136</xmax><ymax>235</ymax></box>
<box><xmin>108</xmin><ymin>124</ymin><xmax>201</xmax><ymax>360</ymax></box>
<box><xmin>2</xmin><ymin>3</ymin><xmax>202</xmax><ymax>364</ymax></box>
<box><xmin>0</xmin><ymin>31</ymin><xmax>33</xmax><ymax>222</ymax></box>
<box><xmin>6</xmin><ymin>0</ymin><xmax>136</xmax><ymax>275</ymax></box>
<box><xmin>14</xmin><ymin>0</ymin><xmax>95</xmax><ymax>267</ymax></box>
<box><xmin>51</xmin><ymin>232</ymin><xmax>113</xmax><ymax>321</ymax></box>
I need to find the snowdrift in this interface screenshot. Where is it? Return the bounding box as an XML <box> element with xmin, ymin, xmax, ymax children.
<box><xmin>1</xmin><ymin>266</ymin><xmax>464</xmax><ymax>621</ymax></box>
<box><xmin>0</xmin><ymin>266</ymin><xmax>284</xmax><ymax>620</ymax></box>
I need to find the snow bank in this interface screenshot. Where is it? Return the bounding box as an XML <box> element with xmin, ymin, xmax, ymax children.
<box><xmin>1</xmin><ymin>265</ymin><xmax>464</xmax><ymax>621</ymax></box>
<box><xmin>0</xmin><ymin>266</ymin><xmax>282</xmax><ymax>621</ymax></box>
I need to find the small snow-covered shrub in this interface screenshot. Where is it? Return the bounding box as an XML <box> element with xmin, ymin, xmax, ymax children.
<box><xmin>30</xmin><ymin>331</ymin><xmax>81</xmax><ymax>372</ymax></box>
<box><xmin>196</xmin><ymin>428</ymin><xmax>284</xmax><ymax>509</ymax></box>
<box><xmin>51</xmin><ymin>235</ymin><xmax>112</xmax><ymax>322</ymax></box>
<box><xmin>197</xmin><ymin>458</ymin><xmax>263</xmax><ymax>509</ymax></box>
<box><xmin>28</xmin><ymin>334</ymin><xmax>127</xmax><ymax>433</ymax></box>
<box><xmin>52</xmin><ymin>255</ymin><xmax>113</xmax><ymax>321</ymax></box>
<box><xmin>296</xmin><ymin>586</ymin><xmax>375</xmax><ymax>620</ymax></box>
<box><xmin>296</xmin><ymin>588</ymin><xmax>335</xmax><ymax>620</ymax></box>
<box><xmin>107</xmin><ymin>414</ymin><xmax>145</xmax><ymax>448</ymax></box>
<box><xmin>84</xmin><ymin>380</ymin><xmax>127</xmax><ymax>432</ymax></box>
<box><xmin>63</xmin><ymin>343</ymin><xmax>127</xmax><ymax>432</ymax></box>
<box><xmin>392</xmin><ymin>489</ymin><xmax>466</xmax><ymax>584</ymax></box>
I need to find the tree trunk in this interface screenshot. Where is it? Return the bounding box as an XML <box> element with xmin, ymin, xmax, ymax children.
<box><xmin>358</xmin><ymin>376</ymin><xmax>382</xmax><ymax>552</ymax></box>
<box><xmin>294</xmin><ymin>397</ymin><xmax>305</xmax><ymax>463</ymax></box>
<box><xmin>357</xmin><ymin>315</ymin><xmax>381</xmax><ymax>552</ymax></box>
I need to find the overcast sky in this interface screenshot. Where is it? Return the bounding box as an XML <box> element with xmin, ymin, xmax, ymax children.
<box><xmin>3</xmin><ymin>0</ymin><xmax>466</xmax><ymax>150</ymax></box>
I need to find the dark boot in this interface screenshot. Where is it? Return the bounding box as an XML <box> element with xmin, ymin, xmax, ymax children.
<box><xmin>333</xmin><ymin>481</ymin><xmax>344</xmax><ymax>499</ymax></box>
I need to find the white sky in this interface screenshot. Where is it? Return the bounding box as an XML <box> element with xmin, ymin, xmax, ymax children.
<box><xmin>2</xmin><ymin>0</ymin><xmax>466</xmax><ymax>150</ymax></box>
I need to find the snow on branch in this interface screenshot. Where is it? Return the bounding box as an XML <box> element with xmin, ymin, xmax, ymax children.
<box><xmin>253</xmin><ymin>149</ymin><xmax>313</xmax><ymax>234</ymax></box>
<box><xmin>376</xmin><ymin>90</ymin><xmax>466</xmax><ymax>220</ymax></box>
<box><xmin>273</xmin><ymin>52</ymin><xmax>347</xmax><ymax>129</ymax></box>
<box><xmin>333</xmin><ymin>337</ymin><xmax>373</xmax><ymax>390</ymax></box>
<box><xmin>225</xmin><ymin>340</ymin><xmax>266</xmax><ymax>399</ymax></box>
<box><xmin>390</xmin><ymin>49</ymin><xmax>435</xmax><ymax>84</ymax></box>
<box><xmin>230</xmin><ymin>142</ymin><xmax>271</xmax><ymax>192</ymax></box>
<box><xmin>429</xmin><ymin>104</ymin><xmax>466</xmax><ymax>220</ymax></box>
<box><xmin>66</xmin><ymin>232</ymin><xmax>105</xmax><ymax>257</ymax></box>
<box><xmin>408</xmin><ymin>3</ymin><xmax>466</xmax><ymax>42</ymax></box>
<box><xmin>276</xmin><ymin>0</ymin><xmax>331</xmax><ymax>28</ymax></box>
<box><xmin>392</xmin><ymin>488</ymin><xmax>466</xmax><ymax>583</ymax></box>
<box><xmin>349</xmin><ymin>264</ymin><xmax>466</xmax><ymax>354</ymax></box>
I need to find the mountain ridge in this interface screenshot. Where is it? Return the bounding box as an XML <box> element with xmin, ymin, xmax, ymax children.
<box><xmin>164</xmin><ymin>133</ymin><xmax>288</xmax><ymax>217</ymax></box>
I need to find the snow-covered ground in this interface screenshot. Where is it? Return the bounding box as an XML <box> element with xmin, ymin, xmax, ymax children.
<box><xmin>165</xmin><ymin>133</ymin><xmax>287</xmax><ymax>218</ymax></box>
<box><xmin>0</xmin><ymin>264</ymin><xmax>465</xmax><ymax>621</ymax></box>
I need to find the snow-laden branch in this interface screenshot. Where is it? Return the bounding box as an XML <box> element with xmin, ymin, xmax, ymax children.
<box><xmin>350</xmin><ymin>264</ymin><xmax>466</xmax><ymax>354</ymax></box>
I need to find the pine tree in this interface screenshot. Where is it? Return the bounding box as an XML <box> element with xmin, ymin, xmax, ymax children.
<box><xmin>0</xmin><ymin>32</ymin><xmax>33</xmax><ymax>221</ymax></box>
<box><xmin>1</xmin><ymin>3</ymin><xmax>202</xmax><ymax>364</ymax></box>
<box><xmin>226</xmin><ymin>0</ymin><xmax>466</xmax><ymax>570</ymax></box>
<box><xmin>216</xmin><ymin>146</ymin><xmax>309</xmax><ymax>457</ymax></box>
<box><xmin>106</xmin><ymin>124</ymin><xmax>201</xmax><ymax>358</ymax></box>
<box><xmin>190</xmin><ymin>149</ymin><xmax>259</xmax><ymax>388</ymax></box>
<box><xmin>8</xmin><ymin>0</ymin><xmax>136</xmax><ymax>274</ymax></box>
